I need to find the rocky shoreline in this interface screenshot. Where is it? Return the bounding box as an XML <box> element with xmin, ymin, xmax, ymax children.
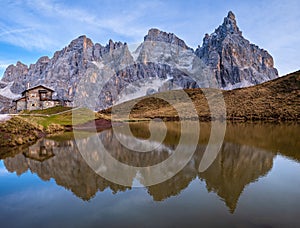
<box><xmin>0</xmin><ymin>117</ymin><xmax>45</xmax><ymax>148</ymax></box>
<box><xmin>0</xmin><ymin>116</ymin><xmax>112</xmax><ymax>149</ymax></box>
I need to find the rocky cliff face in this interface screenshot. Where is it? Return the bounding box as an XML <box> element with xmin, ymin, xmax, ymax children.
<box><xmin>0</xmin><ymin>94</ymin><xmax>12</xmax><ymax>113</ymax></box>
<box><xmin>195</xmin><ymin>11</ymin><xmax>278</xmax><ymax>89</ymax></box>
<box><xmin>0</xmin><ymin>11</ymin><xmax>279</xmax><ymax>112</ymax></box>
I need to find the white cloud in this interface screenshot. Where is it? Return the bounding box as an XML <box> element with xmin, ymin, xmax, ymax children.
<box><xmin>0</xmin><ymin>0</ymin><xmax>161</xmax><ymax>50</ymax></box>
<box><xmin>0</xmin><ymin>167</ymin><xmax>9</xmax><ymax>176</ymax></box>
<box><xmin>0</xmin><ymin>0</ymin><xmax>299</xmax><ymax>75</ymax></box>
<box><xmin>0</xmin><ymin>60</ymin><xmax>11</xmax><ymax>69</ymax></box>
<box><xmin>0</xmin><ymin>60</ymin><xmax>12</xmax><ymax>78</ymax></box>
<box><xmin>0</xmin><ymin>64</ymin><xmax>9</xmax><ymax>69</ymax></box>
<box><xmin>0</xmin><ymin>27</ymin><xmax>34</xmax><ymax>37</ymax></box>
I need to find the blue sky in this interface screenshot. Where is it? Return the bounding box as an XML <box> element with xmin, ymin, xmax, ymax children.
<box><xmin>0</xmin><ymin>0</ymin><xmax>299</xmax><ymax>78</ymax></box>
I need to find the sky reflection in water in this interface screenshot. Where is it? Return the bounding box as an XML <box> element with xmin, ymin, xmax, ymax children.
<box><xmin>0</xmin><ymin>122</ymin><xmax>299</xmax><ymax>227</ymax></box>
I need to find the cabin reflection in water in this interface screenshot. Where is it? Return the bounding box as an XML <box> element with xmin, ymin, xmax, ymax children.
<box><xmin>23</xmin><ymin>140</ymin><xmax>55</xmax><ymax>162</ymax></box>
<box><xmin>2</xmin><ymin>122</ymin><xmax>299</xmax><ymax>213</ymax></box>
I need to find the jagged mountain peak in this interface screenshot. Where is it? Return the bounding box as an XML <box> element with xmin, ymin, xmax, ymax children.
<box><xmin>227</xmin><ymin>11</ymin><xmax>236</xmax><ymax>20</ymax></box>
<box><xmin>144</xmin><ymin>28</ymin><xmax>191</xmax><ymax>50</ymax></box>
<box><xmin>199</xmin><ymin>11</ymin><xmax>241</xmax><ymax>52</ymax></box>
<box><xmin>223</xmin><ymin>11</ymin><xmax>240</xmax><ymax>34</ymax></box>
<box><xmin>15</xmin><ymin>61</ymin><xmax>27</xmax><ymax>67</ymax></box>
<box><xmin>195</xmin><ymin>11</ymin><xmax>278</xmax><ymax>88</ymax></box>
<box><xmin>67</xmin><ymin>35</ymin><xmax>94</xmax><ymax>52</ymax></box>
<box><xmin>2</xmin><ymin>61</ymin><xmax>28</xmax><ymax>83</ymax></box>
<box><xmin>214</xmin><ymin>10</ymin><xmax>242</xmax><ymax>38</ymax></box>
<box><xmin>227</xmin><ymin>10</ymin><xmax>235</xmax><ymax>20</ymax></box>
<box><xmin>106</xmin><ymin>39</ymin><xmax>126</xmax><ymax>50</ymax></box>
<box><xmin>36</xmin><ymin>56</ymin><xmax>50</xmax><ymax>64</ymax></box>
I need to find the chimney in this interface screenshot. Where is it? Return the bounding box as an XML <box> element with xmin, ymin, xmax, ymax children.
<box><xmin>27</xmin><ymin>83</ymin><xmax>30</xmax><ymax>89</ymax></box>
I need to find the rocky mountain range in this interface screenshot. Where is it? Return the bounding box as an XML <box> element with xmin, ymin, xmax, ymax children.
<box><xmin>0</xmin><ymin>11</ymin><xmax>279</xmax><ymax>112</ymax></box>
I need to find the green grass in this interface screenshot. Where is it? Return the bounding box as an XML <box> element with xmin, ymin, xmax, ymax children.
<box><xmin>20</xmin><ymin>106</ymin><xmax>97</xmax><ymax>128</ymax></box>
<box><xmin>0</xmin><ymin>106</ymin><xmax>99</xmax><ymax>148</ymax></box>
<box><xmin>21</xmin><ymin>106</ymin><xmax>72</xmax><ymax>115</ymax></box>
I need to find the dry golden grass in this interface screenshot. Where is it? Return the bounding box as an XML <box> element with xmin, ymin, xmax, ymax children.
<box><xmin>0</xmin><ymin>116</ymin><xmax>44</xmax><ymax>148</ymax></box>
<box><xmin>100</xmin><ymin>70</ymin><xmax>300</xmax><ymax>121</ymax></box>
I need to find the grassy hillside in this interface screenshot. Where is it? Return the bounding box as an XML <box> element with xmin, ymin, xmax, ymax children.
<box><xmin>0</xmin><ymin>116</ymin><xmax>44</xmax><ymax>148</ymax></box>
<box><xmin>100</xmin><ymin>70</ymin><xmax>300</xmax><ymax>121</ymax></box>
<box><xmin>20</xmin><ymin>106</ymin><xmax>98</xmax><ymax>128</ymax></box>
<box><xmin>21</xmin><ymin>106</ymin><xmax>72</xmax><ymax>115</ymax></box>
<box><xmin>0</xmin><ymin>106</ymin><xmax>100</xmax><ymax>148</ymax></box>
<box><xmin>224</xmin><ymin>70</ymin><xmax>300</xmax><ymax>120</ymax></box>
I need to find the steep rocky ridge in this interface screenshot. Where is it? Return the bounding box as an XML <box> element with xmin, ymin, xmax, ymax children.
<box><xmin>195</xmin><ymin>11</ymin><xmax>278</xmax><ymax>88</ymax></box>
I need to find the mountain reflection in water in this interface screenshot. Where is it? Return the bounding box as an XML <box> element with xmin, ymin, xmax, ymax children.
<box><xmin>2</xmin><ymin>121</ymin><xmax>299</xmax><ymax>213</ymax></box>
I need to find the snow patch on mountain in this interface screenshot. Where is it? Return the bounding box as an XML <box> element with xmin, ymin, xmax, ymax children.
<box><xmin>223</xmin><ymin>80</ymin><xmax>254</xmax><ymax>90</ymax></box>
<box><xmin>0</xmin><ymin>82</ymin><xmax>20</xmax><ymax>99</ymax></box>
<box><xmin>115</xmin><ymin>77</ymin><xmax>180</xmax><ymax>105</ymax></box>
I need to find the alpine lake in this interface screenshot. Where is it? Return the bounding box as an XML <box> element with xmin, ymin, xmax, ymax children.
<box><xmin>0</xmin><ymin>121</ymin><xmax>299</xmax><ymax>227</ymax></box>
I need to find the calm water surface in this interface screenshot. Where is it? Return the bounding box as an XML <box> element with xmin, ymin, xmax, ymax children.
<box><xmin>0</xmin><ymin>122</ymin><xmax>299</xmax><ymax>227</ymax></box>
